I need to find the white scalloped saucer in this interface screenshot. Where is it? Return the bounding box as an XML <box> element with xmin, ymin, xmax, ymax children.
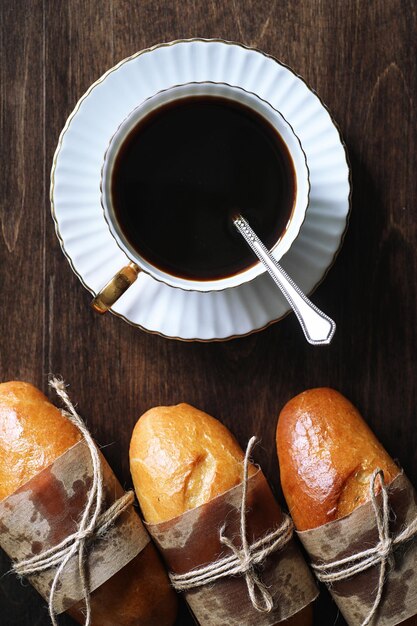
<box><xmin>51</xmin><ymin>39</ymin><xmax>351</xmax><ymax>342</ymax></box>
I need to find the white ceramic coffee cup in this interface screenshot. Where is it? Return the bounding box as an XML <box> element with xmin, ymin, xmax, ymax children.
<box><xmin>93</xmin><ymin>82</ymin><xmax>309</xmax><ymax>312</ymax></box>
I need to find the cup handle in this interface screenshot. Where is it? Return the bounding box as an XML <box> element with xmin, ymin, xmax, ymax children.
<box><xmin>91</xmin><ymin>262</ymin><xmax>140</xmax><ymax>314</ymax></box>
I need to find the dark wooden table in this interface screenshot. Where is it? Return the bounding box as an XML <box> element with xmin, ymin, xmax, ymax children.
<box><xmin>1</xmin><ymin>1</ymin><xmax>417</xmax><ymax>625</ymax></box>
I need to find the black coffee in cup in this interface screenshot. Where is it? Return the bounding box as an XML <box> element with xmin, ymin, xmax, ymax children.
<box><xmin>111</xmin><ymin>96</ymin><xmax>295</xmax><ymax>281</ymax></box>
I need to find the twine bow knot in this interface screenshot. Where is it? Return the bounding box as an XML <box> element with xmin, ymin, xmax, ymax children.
<box><xmin>76</xmin><ymin>527</ymin><xmax>95</xmax><ymax>542</ymax></box>
<box><xmin>169</xmin><ymin>436</ymin><xmax>294</xmax><ymax>614</ymax></box>
<box><xmin>219</xmin><ymin>524</ymin><xmax>275</xmax><ymax>613</ymax></box>
<box><xmin>312</xmin><ymin>469</ymin><xmax>417</xmax><ymax>626</ymax></box>
<box><xmin>12</xmin><ymin>378</ymin><xmax>135</xmax><ymax>626</ymax></box>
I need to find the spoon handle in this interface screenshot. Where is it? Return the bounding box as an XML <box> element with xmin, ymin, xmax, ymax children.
<box><xmin>234</xmin><ymin>215</ymin><xmax>336</xmax><ymax>345</ymax></box>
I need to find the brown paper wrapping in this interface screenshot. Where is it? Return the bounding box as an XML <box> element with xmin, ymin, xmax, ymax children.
<box><xmin>147</xmin><ymin>469</ymin><xmax>318</xmax><ymax>625</ymax></box>
<box><xmin>0</xmin><ymin>440</ymin><xmax>150</xmax><ymax>613</ymax></box>
<box><xmin>298</xmin><ymin>472</ymin><xmax>417</xmax><ymax>626</ymax></box>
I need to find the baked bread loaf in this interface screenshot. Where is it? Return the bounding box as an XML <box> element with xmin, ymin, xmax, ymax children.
<box><xmin>130</xmin><ymin>402</ymin><xmax>313</xmax><ymax>626</ymax></box>
<box><xmin>276</xmin><ymin>387</ymin><xmax>417</xmax><ymax>626</ymax></box>
<box><xmin>276</xmin><ymin>387</ymin><xmax>399</xmax><ymax>530</ymax></box>
<box><xmin>0</xmin><ymin>381</ymin><xmax>177</xmax><ymax>626</ymax></box>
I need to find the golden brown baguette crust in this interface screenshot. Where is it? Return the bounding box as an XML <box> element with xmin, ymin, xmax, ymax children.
<box><xmin>129</xmin><ymin>403</ymin><xmax>257</xmax><ymax>523</ymax></box>
<box><xmin>0</xmin><ymin>381</ymin><xmax>81</xmax><ymax>500</ymax></box>
<box><xmin>0</xmin><ymin>381</ymin><xmax>177</xmax><ymax>626</ymax></box>
<box><xmin>276</xmin><ymin>388</ymin><xmax>400</xmax><ymax>531</ymax></box>
<box><xmin>276</xmin><ymin>388</ymin><xmax>417</xmax><ymax>626</ymax></box>
<box><xmin>130</xmin><ymin>402</ymin><xmax>313</xmax><ymax>626</ymax></box>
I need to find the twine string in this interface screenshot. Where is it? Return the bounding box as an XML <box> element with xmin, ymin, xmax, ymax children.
<box><xmin>12</xmin><ymin>378</ymin><xmax>135</xmax><ymax>626</ymax></box>
<box><xmin>14</xmin><ymin>491</ymin><xmax>135</xmax><ymax>576</ymax></box>
<box><xmin>312</xmin><ymin>469</ymin><xmax>417</xmax><ymax>626</ymax></box>
<box><xmin>170</xmin><ymin>436</ymin><xmax>294</xmax><ymax>614</ymax></box>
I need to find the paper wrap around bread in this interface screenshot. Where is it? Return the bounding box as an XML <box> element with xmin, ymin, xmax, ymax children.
<box><xmin>130</xmin><ymin>403</ymin><xmax>317</xmax><ymax>626</ymax></box>
<box><xmin>0</xmin><ymin>381</ymin><xmax>177</xmax><ymax>626</ymax></box>
<box><xmin>0</xmin><ymin>439</ymin><xmax>150</xmax><ymax>612</ymax></box>
<box><xmin>277</xmin><ymin>388</ymin><xmax>417</xmax><ymax>626</ymax></box>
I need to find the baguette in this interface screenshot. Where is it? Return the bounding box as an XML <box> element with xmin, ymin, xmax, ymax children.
<box><xmin>130</xmin><ymin>402</ymin><xmax>313</xmax><ymax>626</ymax></box>
<box><xmin>276</xmin><ymin>387</ymin><xmax>416</xmax><ymax>626</ymax></box>
<box><xmin>0</xmin><ymin>381</ymin><xmax>177</xmax><ymax>626</ymax></box>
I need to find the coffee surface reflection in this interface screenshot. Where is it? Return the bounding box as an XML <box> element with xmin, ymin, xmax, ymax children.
<box><xmin>111</xmin><ymin>96</ymin><xmax>295</xmax><ymax>281</ymax></box>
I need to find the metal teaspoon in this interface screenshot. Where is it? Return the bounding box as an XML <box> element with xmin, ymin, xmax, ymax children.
<box><xmin>233</xmin><ymin>214</ymin><xmax>336</xmax><ymax>345</ymax></box>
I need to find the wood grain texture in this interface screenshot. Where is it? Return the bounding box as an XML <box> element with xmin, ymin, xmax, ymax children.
<box><xmin>1</xmin><ymin>1</ymin><xmax>417</xmax><ymax>624</ymax></box>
